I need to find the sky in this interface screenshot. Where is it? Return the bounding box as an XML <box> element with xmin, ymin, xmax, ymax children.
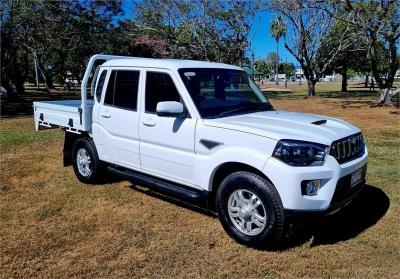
<box><xmin>251</xmin><ymin>11</ymin><xmax>297</xmax><ymax>65</ymax></box>
<box><xmin>121</xmin><ymin>1</ymin><xmax>299</xmax><ymax>66</ymax></box>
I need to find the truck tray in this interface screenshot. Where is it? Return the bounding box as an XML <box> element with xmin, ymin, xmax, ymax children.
<box><xmin>33</xmin><ymin>100</ymin><xmax>94</xmax><ymax>133</ymax></box>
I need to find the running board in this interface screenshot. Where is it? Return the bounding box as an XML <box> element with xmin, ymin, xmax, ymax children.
<box><xmin>106</xmin><ymin>166</ymin><xmax>207</xmax><ymax>205</ymax></box>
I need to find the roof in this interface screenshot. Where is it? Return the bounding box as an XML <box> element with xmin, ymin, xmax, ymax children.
<box><xmin>101</xmin><ymin>57</ymin><xmax>242</xmax><ymax>71</ymax></box>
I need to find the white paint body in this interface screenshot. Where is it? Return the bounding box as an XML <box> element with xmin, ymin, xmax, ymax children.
<box><xmin>34</xmin><ymin>55</ymin><xmax>368</xmax><ymax>212</ymax></box>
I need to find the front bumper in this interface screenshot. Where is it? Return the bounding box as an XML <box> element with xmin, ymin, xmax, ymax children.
<box><xmin>285</xmin><ymin>178</ymin><xmax>365</xmax><ymax>218</ymax></box>
<box><xmin>263</xmin><ymin>147</ymin><xmax>368</xmax><ymax>212</ymax></box>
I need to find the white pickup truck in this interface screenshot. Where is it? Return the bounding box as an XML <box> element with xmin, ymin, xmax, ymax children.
<box><xmin>34</xmin><ymin>55</ymin><xmax>368</xmax><ymax>247</ymax></box>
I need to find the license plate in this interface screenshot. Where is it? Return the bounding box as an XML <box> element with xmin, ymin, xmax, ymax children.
<box><xmin>350</xmin><ymin>168</ymin><xmax>363</xmax><ymax>187</ymax></box>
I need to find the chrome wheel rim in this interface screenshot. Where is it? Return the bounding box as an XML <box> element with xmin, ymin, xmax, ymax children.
<box><xmin>76</xmin><ymin>148</ymin><xmax>92</xmax><ymax>177</ymax></box>
<box><xmin>227</xmin><ymin>189</ymin><xmax>267</xmax><ymax>236</ymax></box>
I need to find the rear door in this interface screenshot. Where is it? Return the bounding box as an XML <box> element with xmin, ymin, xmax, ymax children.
<box><xmin>97</xmin><ymin>68</ymin><xmax>143</xmax><ymax>169</ymax></box>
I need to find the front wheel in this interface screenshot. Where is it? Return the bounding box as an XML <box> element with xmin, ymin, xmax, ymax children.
<box><xmin>216</xmin><ymin>171</ymin><xmax>285</xmax><ymax>248</ymax></box>
<box><xmin>72</xmin><ymin>138</ymin><xmax>102</xmax><ymax>184</ymax></box>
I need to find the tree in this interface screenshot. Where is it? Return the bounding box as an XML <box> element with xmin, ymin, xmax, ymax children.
<box><xmin>316</xmin><ymin>21</ymin><xmax>370</xmax><ymax>92</ymax></box>
<box><xmin>133</xmin><ymin>0</ymin><xmax>261</xmax><ymax>64</ymax></box>
<box><xmin>63</xmin><ymin>1</ymin><xmax>123</xmax><ymax>83</ymax></box>
<box><xmin>1</xmin><ymin>0</ymin><xmax>33</xmax><ymax>93</ymax></box>
<box><xmin>328</xmin><ymin>1</ymin><xmax>400</xmax><ymax>105</ymax></box>
<box><xmin>254</xmin><ymin>52</ymin><xmax>279</xmax><ymax>78</ymax></box>
<box><xmin>0</xmin><ymin>0</ymin><xmax>123</xmax><ymax>92</ymax></box>
<box><xmin>1</xmin><ymin>0</ymin><xmax>79</xmax><ymax>90</ymax></box>
<box><xmin>269</xmin><ymin>16</ymin><xmax>286</xmax><ymax>85</ymax></box>
<box><xmin>266</xmin><ymin>52</ymin><xmax>279</xmax><ymax>78</ymax></box>
<box><xmin>279</xmin><ymin>62</ymin><xmax>295</xmax><ymax>87</ymax></box>
<box><xmin>280</xmin><ymin>62</ymin><xmax>295</xmax><ymax>76</ymax></box>
<box><xmin>255</xmin><ymin>60</ymin><xmax>269</xmax><ymax>77</ymax></box>
<box><xmin>268</xmin><ymin>0</ymin><xmax>352</xmax><ymax>97</ymax></box>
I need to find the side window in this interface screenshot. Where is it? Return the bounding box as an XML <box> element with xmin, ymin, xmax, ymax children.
<box><xmin>104</xmin><ymin>70</ymin><xmax>139</xmax><ymax>110</ymax></box>
<box><xmin>145</xmin><ymin>72</ymin><xmax>181</xmax><ymax>113</ymax></box>
<box><xmin>95</xmin><ymin>70</ymin><xmax>107</xmax><ymax>102</ymax></box>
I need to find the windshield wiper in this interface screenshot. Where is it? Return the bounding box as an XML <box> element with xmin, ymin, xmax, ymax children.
<box><xmin>214</xmin><ymin>102</ymin><xmax>273</xmax><ymax>118</ymax></box>
<box><xmin>216</xmin><ymin>106</ymin><xmax>254</xmax><ymax>118</ymax></box>
<box><xmin>254</xmin><ymin>102</ymin><xmax>274</xmax><ymax>111</ymax></box>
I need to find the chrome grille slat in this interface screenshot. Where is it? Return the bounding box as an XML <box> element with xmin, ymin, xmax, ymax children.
<box><xmin>335</xmin><ymin>144</ymin><xmax>340</xmax><ymax>159</ymax></box>
<box><xmin>341</xmin><ymin>141</ymin><xmax>346</xmax><ymax>159</ymax></box>
<box><xmin>330</xmin><ymin>133</ymin><xmax>365</xmax><ymax>164</ymax></box>
<box><xmin>347</xmin><ymin>139</ymin><xmax>351</xmax><ymax>157</ymax></box>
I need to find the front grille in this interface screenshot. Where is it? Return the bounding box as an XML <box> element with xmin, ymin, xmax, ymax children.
<box><xmin>330</xmin><ymin>133</ymin><xmax>365</xmax><ymax>164</ymax></box>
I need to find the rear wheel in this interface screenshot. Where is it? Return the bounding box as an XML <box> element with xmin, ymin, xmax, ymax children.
<box><xmin>216</xmin><ymin>171</ymin><xmax>285</xmax><ymax>248</ymax></box>
<box><xmin>72</xmin><ymin>138</ymin><xmax>102</xmax><ymax>184</ymax></box>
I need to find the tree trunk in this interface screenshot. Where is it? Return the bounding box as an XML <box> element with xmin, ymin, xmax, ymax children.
<box><xmin>341</xmin><ymin>63</ymin><xmax>347</xmax><ymax>92</ymax></box>
<box><xmin>378</xmin><ymin>86</ymin><xmax>392</xmax><ymax>106</ymax></box>
<box><xmin>307</xmin><ymin>80</ymin><xmax>316</xmax><ymax>96</ymax></box>
<box><xmin>368</xmin><ymin>30</ymin><xmax>398</xmax><ymax>105</ymax></box>
<box><xmin>44</xmin><ymin>73</ymin><xmax>55</xmax><ymax>90</ymax></box>
<box><xmin>35</xmin><ymin>54</ymin><xmax>55</xmax><ymax>91</ymax></box>
<box><xmin>14</xmin><ymin>79</ymin><xmax>25</xmax><ymax>94</ymax></box>
<box><xmin>38</xmin><ymin>67</ymin><xmax>55</xmax><ymax>91</ymax></box>
<box><xmin>364</xmin><ymin>75</ymin><xmax>369</xmax><ymax>87</ymax></box>
<box><xmin>275</xmin><ymin>40</ymin><xmax>279</xmax><ymax>85</ymax></box>
<box><xmin>13</xmin><ymin>70</ymin><xmax>25</xmax><ymax>94</ymax></box>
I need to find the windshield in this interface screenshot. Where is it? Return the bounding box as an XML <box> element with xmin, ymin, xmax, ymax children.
<box><xmin>178</xmin><ymin>68</ymin><xmax>273</xmax><ymax>119</ymax></box>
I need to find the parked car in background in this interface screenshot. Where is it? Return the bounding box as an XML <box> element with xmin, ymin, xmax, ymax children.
<box><xmin>0</xmin><ymin>86</ymin><xmax>7</xmax><ymax>95</ymax></box>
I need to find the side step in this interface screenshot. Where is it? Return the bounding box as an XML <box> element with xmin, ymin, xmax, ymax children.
<box><xmin>106</xmin><ymin>165</ymin><xmax>207</xmax><ymax>205</ymax></box>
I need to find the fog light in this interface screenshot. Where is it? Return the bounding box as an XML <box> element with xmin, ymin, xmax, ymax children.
<box><xmin>305</xmin><ymin>180</ymin><xmax>320</xmax><ymax>196</ymax></box>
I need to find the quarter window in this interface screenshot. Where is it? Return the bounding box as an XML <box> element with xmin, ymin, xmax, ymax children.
<box><xmin>95</xmin><ymin>70</ymin><xmax>107</xmax><ymax>102</ymax></box>
<box><xmin>145</xmin><ymin>72</ymin><xmax>181</xmax><ymax>113</ymax></box>
<box><xmin>104</xmin><ymin>70</ymin><xmax>139</xmax><ymax>110</ymax></box>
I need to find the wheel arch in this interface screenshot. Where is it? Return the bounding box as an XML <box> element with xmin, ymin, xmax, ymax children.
<box><xmin>63</xmin><ymin>131</ymin><xmax>90</xmax><ymax>166</ymax></box>
<box><xmin>207</xmin><ymin>161</ymin><xmax>274</xmax><ymax>212</ymax></box>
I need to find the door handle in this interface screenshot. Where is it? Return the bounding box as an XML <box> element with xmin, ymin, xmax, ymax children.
<box><xmin>100</xmin><ymin>113</ymin><xmax>111</xmax><ymax>118</ymax></box>
<box><xmin>143</xmin><ymin>118</ymin><xmax>156</xmax><ymax>127</ymax></box>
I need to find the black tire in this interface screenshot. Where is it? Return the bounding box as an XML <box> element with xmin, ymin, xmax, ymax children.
<box><xmin>72</xmin><ymin>138</ymin><xmax>103</xmax><ymax>184</ymax></box>
<box><xmin>216</xmin><ymin>171</ymin><xmax>285</xmax><ymax>248</ymax></box>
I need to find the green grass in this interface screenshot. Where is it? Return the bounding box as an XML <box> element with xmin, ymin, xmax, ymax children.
<box><xmin>0</xmin><ymin>87</ymin><xmax>399</xmax><ymax>278</ymax></box>
<box><xmin>0</xmin><ymin>130</ymin><xmax>62</xmax><ymax>147</ymax></box>
<box><xmin>367</xmin><ymin>139</ymin><xmax>400</xmax><ymax>179</ymax></box>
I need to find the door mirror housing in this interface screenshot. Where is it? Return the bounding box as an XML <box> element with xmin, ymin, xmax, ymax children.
<box><xmin>156</xmin><ymin>101</ymin><xmax>185</xmax><ymax>117</ymax></box>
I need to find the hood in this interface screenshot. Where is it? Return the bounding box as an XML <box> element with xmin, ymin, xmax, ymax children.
<box><xmin>203</xmin><ymin>111</ymin><xmax>360</xmax><ymax>146</ymax></box>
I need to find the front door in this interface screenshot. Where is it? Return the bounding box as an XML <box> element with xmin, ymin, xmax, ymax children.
<box><xmin>97</xmin><ymin>68</ymin><xmax>142</xmax><ymax>169</ymax></box>
<box><xmin>139</xmin><ymin>70</ymin><xmax>197</xmax><ymax>186</ymax></box>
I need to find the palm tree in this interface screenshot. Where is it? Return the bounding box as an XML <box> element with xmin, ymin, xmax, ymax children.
<box><xmin>269</xmin><ymin>16</ymin><xmax>286</xmax><ymax>85</ymax></box>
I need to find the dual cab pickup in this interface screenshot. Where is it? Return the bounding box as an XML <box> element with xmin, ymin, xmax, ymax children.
<box><xmin>34</xmin><ymin>55</ymin><xmax>368</xmax><ymax>247</ymax></box>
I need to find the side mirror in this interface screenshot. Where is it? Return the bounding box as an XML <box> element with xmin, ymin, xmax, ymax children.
<box><xmin>156</xmin><ymin>101</ymin><xmax>185</xmax><ymax>117</ymax></box>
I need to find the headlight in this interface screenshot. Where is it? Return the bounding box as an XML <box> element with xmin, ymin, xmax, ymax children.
<box><xmin>272</xmin><ymin>140</ymin><xmax>329</xmax><ymax>166</ymax></box>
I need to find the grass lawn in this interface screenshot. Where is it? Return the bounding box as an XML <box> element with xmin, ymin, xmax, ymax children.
<box><xmin>0</xmin><ymin>83</ymin><xmax>399</xmax><ymax>278</ymax></box>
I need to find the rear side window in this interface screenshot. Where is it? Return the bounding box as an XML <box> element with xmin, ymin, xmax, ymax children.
<box><xmin>145</xmin><ymin>72</ymin><xmax>181</xmax><ymax>113</ymax></box>
<box><xmin>95</xmin><ymin>70</ymin><xmax>107</xmax><ymax>102</ymax></box>
<box><xmin>104</xmin><ymin>70</ymin><xmax>139</xmax><ymax>110</ymax></box>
